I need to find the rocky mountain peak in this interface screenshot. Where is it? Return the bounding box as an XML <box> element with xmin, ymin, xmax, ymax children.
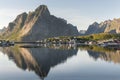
<box><xmin>85</xmin><ymin>22</ymin><xmax>99</xmax><ymax>35</ymax></box>
<box><xmin>35</xmin><ymin>5</ymin><xmax>50</xmax><ymax>16</ymax></box>
<box><xmin>14</xmin><ymin>12</ymin><xmax>27</xmax><ymax>22</ymax></box>
<box><xmin>92</xmin><ymin>22</ymin><xmax>99</xmax><ymax>25</ymax></box>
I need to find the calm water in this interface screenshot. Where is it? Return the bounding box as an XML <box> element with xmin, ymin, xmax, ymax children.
<box><xmin>0</xmin><ymin>45</ymin><xmax>120</xmax><ymax>80</ymax></box>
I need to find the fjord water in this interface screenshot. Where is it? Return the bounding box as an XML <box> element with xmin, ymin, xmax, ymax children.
<box><xmin>0</xmin><ymin>46</ymin><xmax>120</xmax><ymax>80</ymax></box>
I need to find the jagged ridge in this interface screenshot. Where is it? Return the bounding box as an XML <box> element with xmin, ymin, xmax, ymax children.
<box><xmin>86</xmin><ymin>18</ymin><xmax>120</xmax><ymax>35</ymax></box>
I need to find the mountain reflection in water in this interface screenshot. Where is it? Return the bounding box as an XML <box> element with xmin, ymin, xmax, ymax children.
<box><xmin>0</xmin><ymin>46</ymin><xmax>78</xmax><ymax>79</ymax></box>
<box><xmin>1</xmin><ymin>45</ymin><xmax>120</xmax><ymax>80</ymax></box>
<box><xmin>79</xmin><ymin>45</ymin><xmax>120</xmax><ymax>64</ymax></box>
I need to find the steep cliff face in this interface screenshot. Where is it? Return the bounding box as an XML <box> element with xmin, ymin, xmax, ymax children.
<box><xmin>2</xmin><ymin>5</ymin><xmax>79</xmax><ymax>41</ymax></box>
<box><xmin>86</xmin><ymin>18</ymin><xmax>120</xmax><ymax>35</ymax></box>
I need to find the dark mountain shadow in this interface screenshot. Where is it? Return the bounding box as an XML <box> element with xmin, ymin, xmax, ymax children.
<box><xmin>0</xmin><ymin>46</ymin><xmax>78</xmax><ymax>79</ymax></box>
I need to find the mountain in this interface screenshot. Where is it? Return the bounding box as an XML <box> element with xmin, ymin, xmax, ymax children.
<box><xmin>79</xmin><ymin>30</ymin><xmax>86</xmax><ymax>35</ymax></box>
<box><xmin>1</xmin><ymin>5</ymin><xmax>79</xmax><ymax>41</ymax></box>
<box><xmin>86</xmin><ymin>18</ymin><xmax>120</xmax><ymax>35</ymax></box>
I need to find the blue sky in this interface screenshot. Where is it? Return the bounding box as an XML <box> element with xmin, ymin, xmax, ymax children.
<box><xmin>0</xmin><ymin>0</ymin><xmax>120</xmax><ymax>30</ymax></box>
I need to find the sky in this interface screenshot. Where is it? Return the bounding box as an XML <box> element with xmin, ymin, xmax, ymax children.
<box><xmin>0</xmin><ymin>0</ymin><xmax>120</xmax><ymax>30</ymax></box>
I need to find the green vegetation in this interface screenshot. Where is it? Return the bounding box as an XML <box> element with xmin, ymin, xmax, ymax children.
<box><xmin>46</xmin><ymin>36</ymin><xmax>72</xmax><ymax>42</ymax></box>
<box><xmin>7</xmin><ymin>32</ymin><xmax>21</xmax><ymax>41</ymax></box>
<box><xmin>77</xmin><ymin>33</ymin><xmax>120</xmax><ymax>41</ymax></box>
